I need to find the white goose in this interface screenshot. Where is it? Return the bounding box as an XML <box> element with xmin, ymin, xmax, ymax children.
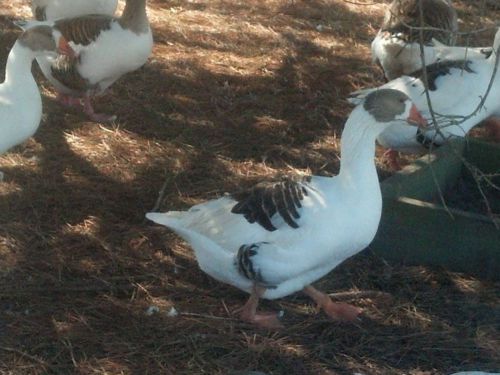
<box><xmin>370</xmin><ymin>0</ymin><xmax>493</xmax><ymax>81</ymax></box>
<box><xmin>31</xmin><ymin>0</ymin><xmax>118</xmax><ymax>21</ymax></box>
<box><xmin>0</xmin><ymin>26</ymin><xmax>73</xmax><ymax>179</ymax></box>
<box><xmin>21</xmin><ymin>0</ymin><xmax>153</xmax><ymax>122</ymax></box>
<box><xmin>352</xmin><ymin>28</ymin><xmax>500</xmax><ymax>166</ymax></box>
<box><xmin>372</xmin><ymin>34</ymin><xmax>492</xmax><ymax>81</ymax></box>
<box><xmin>146</xmin><ymin>89</ymin><xmax>427</xmax><ymax>329</ymax></box>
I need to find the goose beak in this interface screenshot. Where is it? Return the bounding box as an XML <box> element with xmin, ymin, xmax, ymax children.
<box><xmin>407</xmin><ymin>104</ymin><xmax>428</xmax><ymax>128</ymax></box>
<box><xmin>57</xmin><ymin>37</ymin><xmax>75</xmax><ymax>58</ymax></box>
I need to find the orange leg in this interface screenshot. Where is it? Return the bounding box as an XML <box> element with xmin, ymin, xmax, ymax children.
<box><xmin>239</xmin><ymin>285</ymin><xmax>284</xmax><ymax>329</ymax></box>
<box><xmin>56</xmin><ymin>93</ymin><xmax>84</xmax><ymax>109</ymax></box>
<box><xmin>56</xmin><ymin>93</ymin><xmax>116</xmax><ymax>123</ymax></box>
<box><xmin>483</xmin><ymin>117</ymin><xmax>500</xmax><ymax>142</ymax></box>
<box><xmin>303</xmin><ymin>285</ymin><xmax>362</xmax><ymax>322</ymax></box>
<box><xmin>82</xmin><ymin>95</ymin><xmax>117</xmax><ymax>123</ymax></box>
<box><xmin>383</xmin><ymin>148</ymin><xmax>402</xmax><ymax>170</ymax></box>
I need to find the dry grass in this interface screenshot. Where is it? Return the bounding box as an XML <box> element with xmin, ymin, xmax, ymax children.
<box><xmin>0</xmin><ymin>0</ymin><xmax>499</xmax><ymax>374</ymax></box>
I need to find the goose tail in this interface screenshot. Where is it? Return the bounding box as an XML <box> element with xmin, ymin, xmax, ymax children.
<box><xmin>146</xmin><ymin>212</ymin><xmax>234</xmax><ymax>278</ymax></box>
<box><xmin>145</xmin><ymin>211</ymin><xmax>212</xmax><ymax>250</ymax></box>
<box><xmin>146</xmin><ymin>211</ymin><xmax>188</xmax><ymax>230</ymax></box>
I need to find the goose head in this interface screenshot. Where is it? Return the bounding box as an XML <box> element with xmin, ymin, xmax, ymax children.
<box><xmin>17</xmin><ymin>25</ymin><xmax>75</xmax><ymax>58</ymax></box>
<box><xmin>362</xmin><ymin>88</ymin><xmax>427</xmax><ymax>136</ymax></box>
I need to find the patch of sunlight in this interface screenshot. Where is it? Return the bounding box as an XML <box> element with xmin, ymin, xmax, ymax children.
<box><xmin>61</xmin><ymin>215</ymin><xmax>101</xmax><ymax>237</ymax></box>
<box><xmin>450</xmin><ymin>274</ymin><xmax>484</xmax><ymax>295</ymax></box>
<box><xmin>64</xmin><ymin>127</ymin><xmax>172</xmax><ymax>182</ymax></box>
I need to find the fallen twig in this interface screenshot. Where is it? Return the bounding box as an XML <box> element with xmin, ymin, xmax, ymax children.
<box><xmin>0</xmin><ymin>346</ymin><xmax>49</xmax><ymax>368</ymax></box>
<box><xmin>328</xmin><ymin>290</ymin><xmax>393</xmax><ymax>301</ymax></box>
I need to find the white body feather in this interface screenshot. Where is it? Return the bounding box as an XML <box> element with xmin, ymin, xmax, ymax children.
<box><xmin>0</xmin><ymin>42</ymin><xmax>44</xmax><ymax>154</ymax></box>
<box><xmin>31</xmin><ymin>0</ymin><xmax>118</xmax><ymax>20</ymax></box>
<box><xmin>146</xmin><ymin>105</ymin><xmax>411</xmax><ymax>300</ymax></box>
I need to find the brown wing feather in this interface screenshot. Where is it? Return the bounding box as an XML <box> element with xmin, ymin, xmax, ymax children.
<box><xmin>50</xmin><ymin>56</ymin><xmax>91</xmax><ymax>92</ymax></box>
<box><xmin>55</xmin><ymin>15</ymin><xmax>114</xmax><ymax>46</ymax></box>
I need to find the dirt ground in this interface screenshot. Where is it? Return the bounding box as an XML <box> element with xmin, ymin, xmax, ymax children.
<box><xmin>0</xmin><ymin>0</ymin><xmax>499</xmax><ymax>374</ymax></box>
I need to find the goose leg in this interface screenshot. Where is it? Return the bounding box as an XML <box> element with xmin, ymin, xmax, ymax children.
<box><xmin>83</xmin><ymin>95</ymin><xmax>117</xmax><ymax>123</ymax></box>
<box><xmin>303</xmin><ymin>285</ymin><xmax>362</xmax><ymax>322</ymax></box>
<box><xmin>239</xmin><ymin>285</ymin><xmax>284</xmax><ymax>329</ymax></box>
<box><xmin>483</xmin><ymin>117</ymin><xmax>500</xmax><ymax>142</ymax></box>
<box><xmin>56</xmin><ymin>93</ymin><xmax>84</xmax><ymax>109</ymax></box>
<box><xmin>383</xmin><ymin>148</ymin><xmax>402</xmax><ymax>170</ymax></box>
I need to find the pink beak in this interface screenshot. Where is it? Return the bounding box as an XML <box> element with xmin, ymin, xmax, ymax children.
<box><xmin>407</xmin><ymin>104</ymin><xmax>428</xmax><ymax>127</ymax></box>
<box><xmin>57</xmin><ymin>37</ymin><xmax>76</xmax><ymax>58</ymax></box>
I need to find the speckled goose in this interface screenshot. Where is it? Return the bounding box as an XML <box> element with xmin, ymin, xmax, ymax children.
<box><xmin>0</xmin><ymin>26</ymin><xmax>73</xmax><ymax>180</ymax></box>
<box><xmin>31</xmin><ymin>0</ymin><xmax>118</xmax><ymax>21</ymax></box>
<box><xmin>22</xmin><ymin>0</ymin><xmax>152</xmax><ymax>123</ymax></box>
<box><xmin>371</xmin><ymin>0</ymin><xmax>491</xmax><ymax>80</ymax></box>
<box><xmin>382</xmin><ymin>0</ymin><xmax>458</xmax><ymax>45</ymax></box>
<box><xmin>352</xmin><ymin>28</ymin><xmax>500</xmax><ymax>163</ymax></box>
<box><xmin>146</xmin><ymin>89</ymin><xmax>427</xmax><ymax>329</ymax></box>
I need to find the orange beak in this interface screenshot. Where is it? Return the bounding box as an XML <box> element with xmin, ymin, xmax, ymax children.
<box><xmin>57</xmin><ymin>37</ymin><xmax>76</xmax><ymax>58</ymax></box>
<box><xmin>407</xmin><ymin>104</ymin><xmax>428</xmax><ymax>128</ymax></box>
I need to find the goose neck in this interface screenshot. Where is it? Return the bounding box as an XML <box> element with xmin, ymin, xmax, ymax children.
<box><xmin>4</xmin><ymin>42</ymin><xmax>37</xmax><ymax>87</ymax></box>
<box><xmin>120</xmin><ymin>0</ymin><xmax>149</xmax><ymax>34</ymax></box>
<box><xmin>338</xmin><ymin>108</ymin><xmax>380</xmax><ymax>182</ymax></box>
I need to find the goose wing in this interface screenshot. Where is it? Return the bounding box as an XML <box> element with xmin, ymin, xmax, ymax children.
<box><xmin>49</xmin><ymin>15</ymin><xmax>115</xmax><ymax>91</ymax></box>
<box><xmin>231</xmin><ymin>176</ymin><xmax>312</xmax><ymax>231</ymax></box>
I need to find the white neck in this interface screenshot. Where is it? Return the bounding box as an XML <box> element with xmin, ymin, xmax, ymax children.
<box><xmin>4</xmin><ymin>41</ymin><xmax>37</xmax><ymax>87</ymax></box>
<box><xmin>338</xmin><ymin>107</ymin><xmax>382</xmax><ymax>184</ymax></box>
